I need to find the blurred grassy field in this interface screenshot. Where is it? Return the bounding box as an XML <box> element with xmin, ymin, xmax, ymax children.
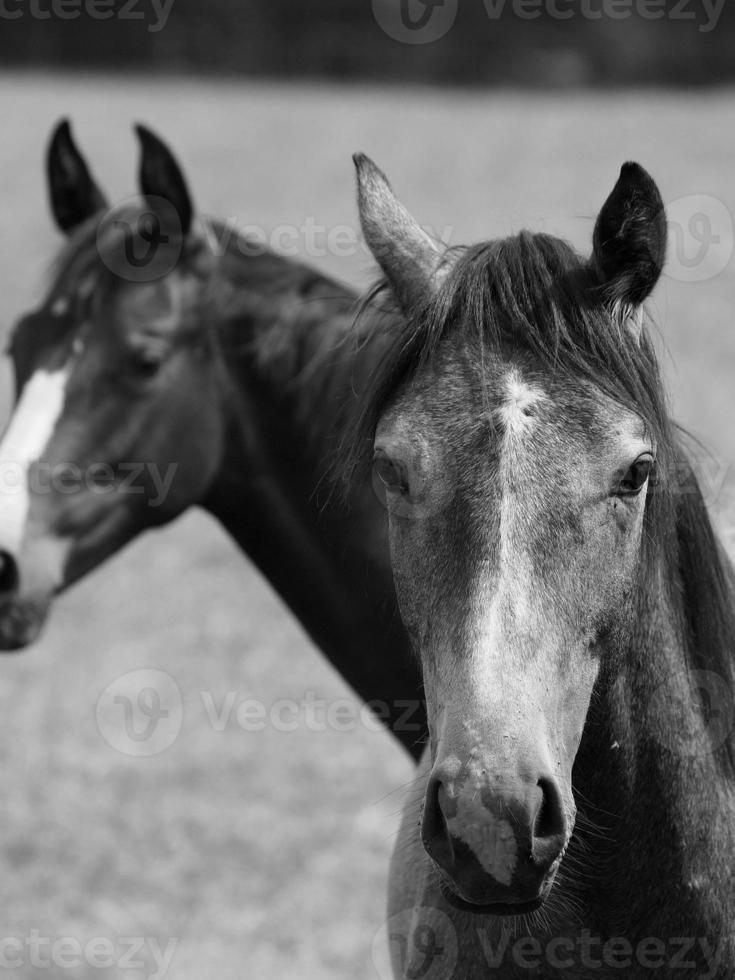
<box><xmin>0</xmin><ymin>73</ymin><xmax>734</xmax><ymax>980</ymax></box>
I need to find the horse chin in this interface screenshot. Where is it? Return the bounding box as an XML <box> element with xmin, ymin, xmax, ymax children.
<box><xmin>0</xmin><ymin>594</ymin><xmax>52</xmax><ymax>651</ymax></box>
<box><xmin>438</xmin><ymin>874</ymin><xmax>555</xmax><ymax>918</ymax></box>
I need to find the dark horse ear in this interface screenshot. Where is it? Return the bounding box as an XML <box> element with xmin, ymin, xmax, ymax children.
<box><xmin>135</xmin><ymin>124</ymin><xmax>193</xmax><ymax>237</ymax></box>
<box><xmin>591</xmin><ymin>162</ymin><xmax>667</xmax><ymax>308</ymax></box>
<box><xmin>47</xmin><ymin>119</ymin><xmax>108</xmax><ymax>234</ymax></box>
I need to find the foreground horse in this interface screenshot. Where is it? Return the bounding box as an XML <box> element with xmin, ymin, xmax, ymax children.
<box><xmin>0</xmin><ymin>121</ymin><xmax>424</xmax><ymax>755</ymax></box>
<box><xmin>349</xmin><ymin>155</ymin><xmax>735</xmax><ymax>976</ymax></box>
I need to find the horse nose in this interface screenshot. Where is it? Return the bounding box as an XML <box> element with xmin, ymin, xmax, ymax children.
<box><xmin>0</xmin><ymin>550</ymin><xmax>19</xmax><ymax>596</ymax></box>
<box><xmin>421</xmin><ymin>761</ymin><xmax>569</xmax><ymax>905</ymax></box>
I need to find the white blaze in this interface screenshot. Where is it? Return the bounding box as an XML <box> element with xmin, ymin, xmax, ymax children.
<box><xmin>473</xmin><ymin>368</ymin><xmax>546</xmax><ymax>659</ymax></box>
<box><xmin>0</xmin><ymin>366</ymin><xmax>70</xmax><ymax>555</ymax></box>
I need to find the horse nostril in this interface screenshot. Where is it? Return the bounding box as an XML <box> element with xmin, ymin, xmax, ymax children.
<box><xmin>0</xmin><ymin>550</ymin><xmax>19</xmax><ymax>595</ymax></box>
<box><xmin>533</xmin><ymin>777</ymin><xmax>568</xmax><ymax>860</ymax></box>
<box><xmin>421</xmin><ymin>775</ymin><xmax>454</xmax><ymax>869</ymax></box>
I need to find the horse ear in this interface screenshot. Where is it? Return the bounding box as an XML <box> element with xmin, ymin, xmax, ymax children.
<box><xmin>47</xmin><ymin>119</ymin><xmax>108</xmax><ymax>234</ymax></box>
<box><xmin>353</xmin><ymin>152</ymin><xmax>443</xmax><ymax>313</ymax></box>
<box><xmin>135</xmin><ymin>124</ymin><xmax>193</xmax><ymax>237</ymax></box>
<box><xmin>592</xmin><ymin>162</ymin><xmax>667</xmax><ymax>311</ymax></box>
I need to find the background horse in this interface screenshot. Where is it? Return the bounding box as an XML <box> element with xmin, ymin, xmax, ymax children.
<box><xmin>0</xmin><ymin>120</ymin><xmax>424</xmax><ymax>754</ymax></box>
<box><xmin>350</xmin><ymin>154</ymin><xmax>735</xmax><ymax>977</ymax></box>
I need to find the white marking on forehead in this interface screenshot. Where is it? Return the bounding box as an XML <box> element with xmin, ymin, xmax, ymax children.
<box><xmin>498</xmin><ymin>369</ymin><xmax>545</xmax><ymax>435</ymax></box>
<box><xmin>467</xmin><ymin>368</ymin><xmax>541</xmax><ymax>688</ymax></box>
<box><xmin>0</xmin><ymin>365</ymin><xmax>70</xmax><ymax>555</ymax></box>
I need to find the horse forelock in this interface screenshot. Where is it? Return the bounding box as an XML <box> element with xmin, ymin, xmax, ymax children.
<box><xmin>342</xmin><ymin>231</ymin><xmax>672</xmax><ymax>485</ymax></box>
<box><xmin>40</xmin><ymin>205</ymin><xmax>212</xmax><ymax>316</ymax></box>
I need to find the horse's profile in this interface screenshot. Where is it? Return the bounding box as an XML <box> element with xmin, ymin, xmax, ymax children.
<box><xmin>0</xmin><ymin>121</ymin><xmax>425</xmax><ymax>755</ymax></box>
<box><xmin>349</xmin><ymin>154</ymin><xmax>735</xmax><ymax>976</ymax></box>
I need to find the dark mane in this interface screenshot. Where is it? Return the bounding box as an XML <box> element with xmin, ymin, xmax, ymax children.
<box><xmin>343</xmin><ymin>229</ymin><xmax>735</xmax><ymax>770</ymax></box>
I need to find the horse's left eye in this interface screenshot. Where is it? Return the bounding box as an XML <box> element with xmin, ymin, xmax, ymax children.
<box><xmin>373</xmin><ymin>451</ymin><xmax>408</xmax><ymax>494</ymax></box>
<box><xmin>618</xmin><ymin>455</ymin><xmax>654</xmax><ymax>495</ymax></box>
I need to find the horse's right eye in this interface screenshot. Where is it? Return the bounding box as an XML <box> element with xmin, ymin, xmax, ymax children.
<box><xmin>373</xmin><ymin>452</ymin><xmax>408</xmax><ymax>493</ymax></box>
<box><xmin>618</xmin><ymin>454</ymin><xmax>654</xmax><ymax>495</ymax></box>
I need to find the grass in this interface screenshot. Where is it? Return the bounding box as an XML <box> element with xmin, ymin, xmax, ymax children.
<box><xmin>0</xmin><ymin>72</ymin><xmax>734</xmax><ymax>979</ymax></box>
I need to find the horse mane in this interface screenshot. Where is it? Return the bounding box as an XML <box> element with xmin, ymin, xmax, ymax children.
<box><xmin>341</xmin><ymin>230</ymin><xmax>735</xmax><ymax>768</ymax></box>
<box><xmin>669</xmin><ymin>451</ymin><xmax>735</xmax><ymax>773</ymax></box>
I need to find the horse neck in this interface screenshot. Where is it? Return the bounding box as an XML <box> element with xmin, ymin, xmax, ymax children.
<box><xmin>572</xmin><ymin>475</ymin><xmax>735</xmax><ymax>942</ymax></box>
<box><xmin>199</xmin><ymin>245</ymin><xmax>424</xmax><ymax>756</ymax></box>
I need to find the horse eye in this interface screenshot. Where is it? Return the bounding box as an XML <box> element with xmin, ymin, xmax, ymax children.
<box><xmin>618</xmin><ymin>455</ymin><xmax>654</xmax><ymax>495</ymax></box>
<box><xmin>373</xmin><ymin>452</ymin><xmax>407</xmax><ymax>493</ymax></box>
<box><xmin>130</xmin><ymin>349</ymin><xmax>164</xmax><ymax>379</ymax></box>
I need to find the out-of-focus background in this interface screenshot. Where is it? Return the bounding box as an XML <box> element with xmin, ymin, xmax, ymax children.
<box><xmin>2</xmin><ymin>0</ymin><xmax>735</xmax><ymax>86</ymax></box>
<box><xmin>1</xmin><ymin>4</ymin><xmax>735</xmax><ymax>980</ymax></box>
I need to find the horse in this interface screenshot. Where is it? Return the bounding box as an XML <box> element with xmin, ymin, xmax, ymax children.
<box><xmin>347</xmin><ymin>154</ymin><xmax>735</xmax><ymax>977</ymax></box>
<box><xmin>0</xmin><ymin>120</ymin><xmax>425</xmax><ymax>757</ymax></box>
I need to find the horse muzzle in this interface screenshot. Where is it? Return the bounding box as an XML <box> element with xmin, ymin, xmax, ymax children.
<box><xmin>421</xmin><ymin>756</ymin><xmax>573</xmax><ymax>914</ymax></box>
<box><xmin>0</xmin><ymin>592</ymin><xmax>50</xmax><ymax>650</ymax></box>
<box><xmin>0</xmin><ymin>540</ymin><xmax>67</xmax><ymax>650</ymax></box>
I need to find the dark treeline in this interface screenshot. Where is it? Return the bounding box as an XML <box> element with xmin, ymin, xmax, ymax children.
<box><xmin>0</xmin><ymin>0</ymin><xmax>731</xmax><ymax>86</ymax></box>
